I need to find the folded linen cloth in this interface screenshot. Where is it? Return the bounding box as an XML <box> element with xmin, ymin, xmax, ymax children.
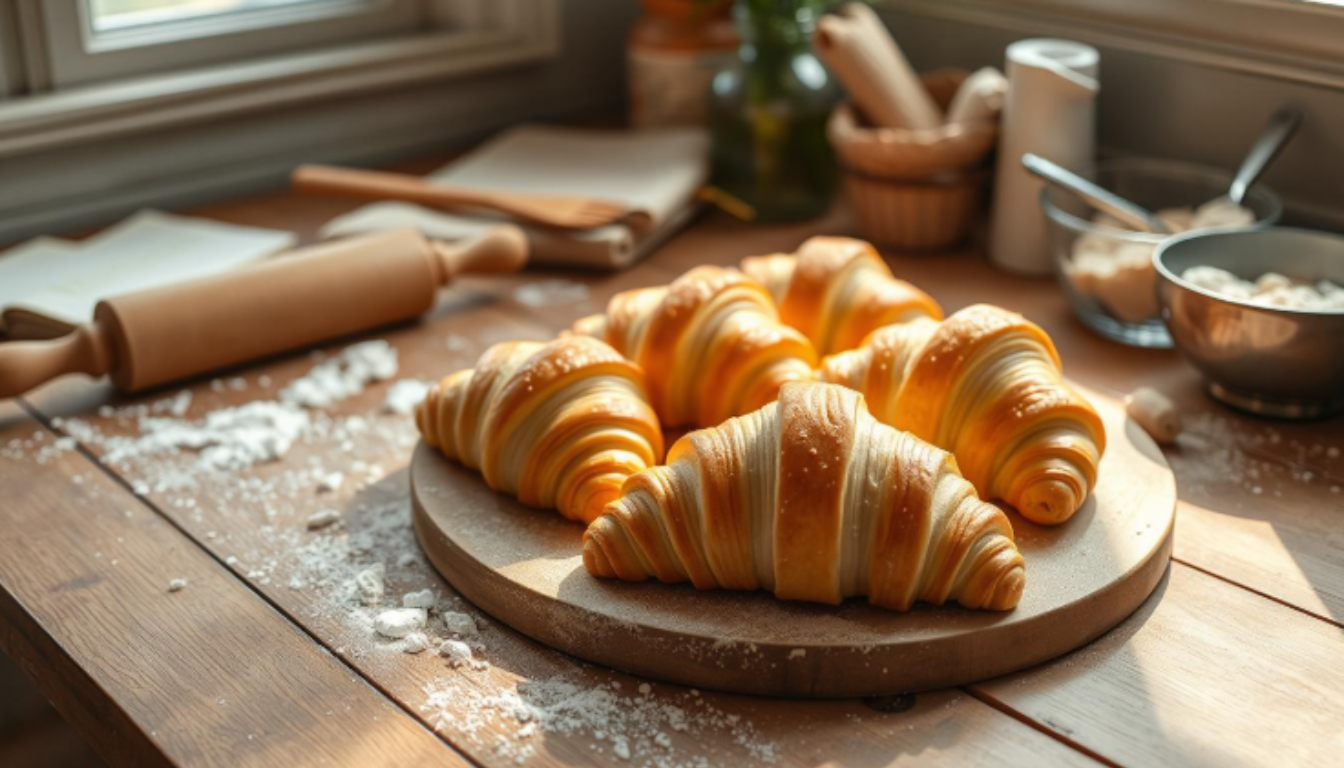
<box><xmin>320</xmin><ymin>124</ymin><xmax>709</xmax><ymax>270</ymax></box>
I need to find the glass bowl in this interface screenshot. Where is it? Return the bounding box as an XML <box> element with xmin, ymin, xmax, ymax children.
<box><xmin>1041</xmin><ymin>158</ymin><xmax>1282</xmax><ymax>348</ymax></box>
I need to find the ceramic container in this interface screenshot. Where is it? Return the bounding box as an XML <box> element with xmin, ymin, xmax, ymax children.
<box><xmin>989</xmin><ymin>39</ymin><xmax>1099</xmax><ymax>275</ymax></box>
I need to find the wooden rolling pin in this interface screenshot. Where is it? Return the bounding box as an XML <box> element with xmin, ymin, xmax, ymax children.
<box><xmin>0</xmin><ymin>226</ymin><xmax>528</xmax><ymax>399</ymax></box>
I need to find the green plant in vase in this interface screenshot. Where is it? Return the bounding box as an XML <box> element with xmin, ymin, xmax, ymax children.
<box><xmin>709</xmin><ymin>0</ymin><xmax>841</xmax><ymax>222</ymax></box>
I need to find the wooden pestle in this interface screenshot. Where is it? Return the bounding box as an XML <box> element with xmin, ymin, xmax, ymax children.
<box><xmin>813</xmin><ymin>3</ymin><xmax>941</xmax><ymax>131</ymax></box>
<box><xmin>0</xmin><ymin>226</ymin><xmax>528</xmax><ymax>399</ymax></box>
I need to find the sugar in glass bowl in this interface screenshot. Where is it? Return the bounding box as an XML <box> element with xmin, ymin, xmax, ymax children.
<box><xmin>1041</xmin><ymin>158</ymin><xmax>1282</xmax><ymax>348</ymax></box>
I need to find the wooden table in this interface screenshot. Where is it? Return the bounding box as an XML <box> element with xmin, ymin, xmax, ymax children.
<box><xmin>2</xmin><ymin>156</ymin><xmax>1342</xmax><ymax>768</ymax></box>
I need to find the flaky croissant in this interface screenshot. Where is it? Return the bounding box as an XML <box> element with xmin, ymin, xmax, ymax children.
<box><xmin>739</xmin><ymin>236</ymin><xmax>942</xmax><ymax>355</ymax></box>
<box><xmin>415</xmin><ymin>336</ymin><xmax>664</xmax><ymax>524</ymax></box>
<box><xmin>818</xmin><ymin>305</ymin><xmax>1106</xmax><ymax>525</ymax></box>
<box><xmin>570</xmin><ymin>265</ymin><xmax>817</xmax><ymax>429</ymax></box>
<box><xmin>584</xmin><ymin>382</ymin><xmax>1025</xmax><ymax>611</ymax></box>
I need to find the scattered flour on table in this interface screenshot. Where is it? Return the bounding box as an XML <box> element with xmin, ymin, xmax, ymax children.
<box><xmin>402</xmin><ymin>631</ymin><xmax>431</xmax><ymax>654</ymax></box>
<box><xmin>439</xmin><ymin>639</ymin><xmax>480</xmax><ymax>669</ymax></box>
<box><xmin>266</xmin><ymin>493</ymin><xmax>781</xmax><ymax>768</ymax></box>
<box><xmin>383</xmin><ymin>379</ymin><xmax>432</xmax><ymax>415</ymax></box>
<box><xmin>402</xmin><ymin>589</ymin><xmax>437</xmax><ymax>609</ymax></box>
<box><xmin>58</xmin><ymin>393</ymin><xmax>309</xmax><ymax>473</ymax></box>
<box><xmin>355</xmin><ymin>563</ymin><xmax>386</xmax><ymax>605</ymax></box>
<box><xmin>54</xmin><ymin>339</ymin><xmax>398</xmax><ymax>480</ymax></box>
<box><xmin>512</xmin><ymin>279</ymin><xmax>589</xmax><ymax>307</ymax></box>
<box><xmin>315</xmin><ymin>471</ymin><xmax>344</xmax><ymax>493</ymax></box>
<box><xmin>0</xmin><ymin>336</ymin><xmax>790</xmax><ymax>768</ymax></box>
<box><xmin>39</xmin><ymin>340</ymin><xmax>420</xmax><ymax>497</ymax></box>
<box><xmin>374</xmin><ymin>608</ymin><xmax>427</xmax><ymax>638</ymax></box>
<box><xmin>306</xmin><ymin>509</ymin><xmax>341</xmax><ymax>530</ymax></box>
<box><xmin>442</xmin><ymin>611</ymin><xmax>477</xmax><ymax>638</ymax></box>
<box><xmin>422</xmin><ymin>675</ymin><xmax>778</xmax><ymax>767</ymax></box>
<box><xmin>1172</xmin><ymin>411</ymin><xmax>1342</xmax><ymax>499</ymax></box>
<box><xmin>0</xmin><ymin>430</ymin><xmax>76</xmax><ymax>466</ymax></box>
<box><xmin>444</xmin><ymin>333</ymin><xmax>473</xmax><ymax>353</ymax></box>
<box><xmin>280</xmin><ymin>340</ymin><xmax>399</xmax><ymax>408</ymax></box>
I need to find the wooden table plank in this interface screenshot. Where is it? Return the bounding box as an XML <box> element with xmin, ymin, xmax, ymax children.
<box><xmin>0</xmin><ymin>403</ymin><xmax>471</xmax><ymax>768</ymax></box>
<box><xmin>12</xmin><ymin>246</ymin><xmax>1101</xmax><ymax>768</ymax></box>
<box><xmin>974</xmin><ymin>562</ymin><xmax>1344</xmax><ymax>768</ymax></box>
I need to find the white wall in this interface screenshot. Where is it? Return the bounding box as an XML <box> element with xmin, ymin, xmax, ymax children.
<box><xmin>877</xmin><ymin>6</ymin><xmax>1344</xmax><ymax>230</ymax></box>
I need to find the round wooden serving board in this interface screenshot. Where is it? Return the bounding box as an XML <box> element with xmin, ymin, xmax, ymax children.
<box><xmin>411</xmin><ymin>391</ymin><xmax>1175</xmax><ymax>698</ymax></box>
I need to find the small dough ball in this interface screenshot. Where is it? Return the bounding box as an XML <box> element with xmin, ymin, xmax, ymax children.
<box><xmin>1156</xmin><ymin>207</ymin><xmax>1195</xmax><ymax>233</ymax></box>
<box><xmin>1192</xmin><ymin>197</ymin><xmax>1255</xmax><ymax>229</ymax></box>
<box><xmin>1125</xmin><ymin>387</ymin><xmax>1181</xmax><ymax>445</ymax></box>
<box><xmin>1094</xmin><ymin>243</ymin><xmax>1159</xmax><ymax>322</ymax></box>
<box><xmin>1254</xmin><ymin>272</ymin><xmax>1293</xmax><ymax>293</ymax></box>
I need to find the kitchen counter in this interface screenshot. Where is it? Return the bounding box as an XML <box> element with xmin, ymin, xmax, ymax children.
<box><xmin>1</xmin><ymin>156</ymin><xmax>1342</xmax><ymax>768</ymax></box>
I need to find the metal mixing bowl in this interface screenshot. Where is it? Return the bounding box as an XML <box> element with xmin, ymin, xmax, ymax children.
<box><xmin>1154</xmin><ymin>227</ymin><xmax>1344</xmax><ymax>419</ymax></box>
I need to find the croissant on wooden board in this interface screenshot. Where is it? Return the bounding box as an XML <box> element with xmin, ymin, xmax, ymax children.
<box><xmin>739</xmin><ymin>236</ymin><xmax>943</xmax><ymax>355</ymax></box>
<box><xmin>415</xmin><ymin>336</ymin><xmax>664</xmax><ymax>524</ymax></box>
<box><xmin>583</xmin><ymin>381</ymin><xmax>1025</xmax><ymax>611</ymax></box>
<box><xmin>817</xmin><ymin>305</ymin><xmax>1106</xmax><ymax>526</ymax></box>
<box><xmin>570</xmin><ymin>265</ymin><xmax>818</xmax><ymax>429</ymax></box>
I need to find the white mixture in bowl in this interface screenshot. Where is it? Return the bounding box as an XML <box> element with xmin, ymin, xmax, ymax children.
<box><xmin>1182</xmin><ymin>266</ymin><xmax>1344</xmax><ymax>310</ymax></box>
<box><xmin>1065</xmin><ymin>198</ymin><xmax>1255</xmax><ymax>323</ymax></box>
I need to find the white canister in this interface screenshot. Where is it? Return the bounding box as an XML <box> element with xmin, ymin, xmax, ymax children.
<box><xmin>989</xmin><ymin>39</ymin><xmax>1099</xmax><ymax>275</ymax></box>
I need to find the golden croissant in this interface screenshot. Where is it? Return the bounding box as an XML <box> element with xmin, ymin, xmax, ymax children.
<box><xmin>818</xmin><ymin>305</ymin><xmax>1106</xmax><ymax>525</ymax></box>
<box><xmin>415</xmin><ymin>336</ymin><xmax>664</xmax><ymax>524</ymax></box>
<box><xmin>739</xmin><ymin>236</ymin><xmax>942</xmax><ymax>355</ymax></box>
<box><xmin>570</xmin><ymin>265</ymin><xmax>817</xmax><ymax>429</ymax></box>
<box><xmin>584</xmin><ymin>382</ymin><xmax>1025</xmax><ymax>611</ymax></box>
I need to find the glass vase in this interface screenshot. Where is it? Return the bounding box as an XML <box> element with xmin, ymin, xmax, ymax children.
<box><xmin>708</xmin><ymin>0</ymin><xmax>841</xmax><ymax>223</ymax></box>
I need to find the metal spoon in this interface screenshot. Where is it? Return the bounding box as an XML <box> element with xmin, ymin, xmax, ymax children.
<box><xmin>1228</xmin><ymin>106</ymin><xmax>1301</xmax><ymax>205</ymax></box>
<box><xmin>1022</xmin><ymin>153</ymin><xmax>1172</xmax><ymax>234</ymax></box>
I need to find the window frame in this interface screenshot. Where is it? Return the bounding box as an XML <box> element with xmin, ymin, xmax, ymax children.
<box><xmin>20</xmin><ymin>0</ymin><xmax>425</xmax><ymax>90</ymax></box>
<box><xmin>0</xmin><ymin>0</ymin><xmax>560</xmax><ymax>158</ymax></box>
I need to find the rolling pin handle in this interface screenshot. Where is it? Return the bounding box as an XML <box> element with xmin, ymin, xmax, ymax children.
<box><xmin>0</xmin><ymin>324</ymin><xmax>114</xmax><ymax>400</ymax></box>
<box><xmin>431</xmin><ymin>224</ymin><xmax>529</xmax><ymax>284</ymax></box>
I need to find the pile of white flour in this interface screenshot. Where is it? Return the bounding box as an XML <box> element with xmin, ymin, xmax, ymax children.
<box><xmin>55</xmin><ymin>340</ymin><xmax>422</xmax><ymax>479</ymax></box>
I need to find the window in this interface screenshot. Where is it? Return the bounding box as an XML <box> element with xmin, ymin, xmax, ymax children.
<box><xmin>18</xmin><ymin>0</ymin><xmax>424</xmax><ymax>89</ymax></box>
<box><xmin>0</xmin><ymin>0</ymin><xmax>559</xmax><ymax>158</ymax></box>
<box><xmin>88</xmin><ymin>0</ymin><xmax>342</xmax><ymax>32</ymax></box>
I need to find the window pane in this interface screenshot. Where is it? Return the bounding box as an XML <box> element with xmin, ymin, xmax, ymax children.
<box><xmin>88</xmin><ymin>0</ymin><xmax>342</xmax><ymax>32</ymax></box>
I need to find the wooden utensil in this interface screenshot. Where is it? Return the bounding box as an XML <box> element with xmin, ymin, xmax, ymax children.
<box><xmin>293</xmin><ymin>164</ymin><xmax>649</xmax><ymax>232</ymax></box>
<box><xmin>813</xmin><ymin>3</ymin><xmax>942</xmax><ymax>131</ymax></box>
<box><xmin>0</xmin><ymin>226</ymin><xmax>528</xmax><ymax>400</ymax></box>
